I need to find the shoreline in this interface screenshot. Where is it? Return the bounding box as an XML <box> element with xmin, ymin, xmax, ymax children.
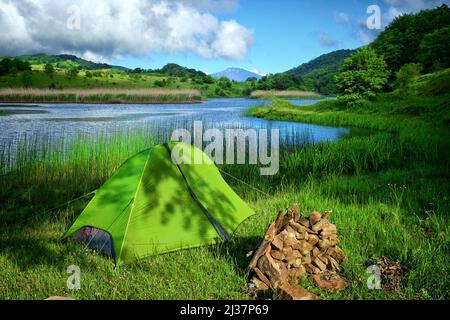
<box><xmin>0</xmin><ymin>88</ymin><xmax>204</xmax><ymax>104</ymax></box>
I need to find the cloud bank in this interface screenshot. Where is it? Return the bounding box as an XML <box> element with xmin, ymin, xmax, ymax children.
<box><xmin>0</xmin><ymin>0</ymin><xmax>253</xmax><ymax>61</ymax></box>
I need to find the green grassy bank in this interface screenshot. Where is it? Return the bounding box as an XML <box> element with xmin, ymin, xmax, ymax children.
<box><xmin>0</xmin><ymin>71</ymin><xmax>449</xmax><ymax>299</ymax></box>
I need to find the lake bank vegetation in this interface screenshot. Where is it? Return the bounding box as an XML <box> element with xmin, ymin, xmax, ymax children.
<box><xmin>0</xmin><ymin>5</ymin><xmax>448</xmax><ymax>300</ymax></box>
<box><xmin>244</xmin><ymin>6</ymin><xmax>450</xmax><ymax>299</ymax></box>
<box><xmin>0</xmin><ymin>88</ymin><xmax>202</xmax><ymax>104</ymax></box>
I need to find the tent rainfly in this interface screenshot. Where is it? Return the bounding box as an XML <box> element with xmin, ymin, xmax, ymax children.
<box><xmin>65</xmin><ymin>142</ymin><xmax>255</xmax><ymax>266</ymax></box>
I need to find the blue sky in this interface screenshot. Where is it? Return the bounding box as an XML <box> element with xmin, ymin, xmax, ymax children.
<box><xmin>1</xmin><ymin>0</ymin><xmax>448</xmax><ymax>74</ymax></box>
<box><xmin>113</xmin><ymin>0</ymin><xmax>449</xmax><ymax>74</ymax></box>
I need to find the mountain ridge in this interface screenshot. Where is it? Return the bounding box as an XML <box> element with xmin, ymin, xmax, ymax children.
<box><xmin>210</xmin><ymin>68</ymin><xmax>263</xmax><ymax>82</ymax></box>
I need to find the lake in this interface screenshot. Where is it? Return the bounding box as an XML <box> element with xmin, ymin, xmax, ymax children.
<box><xmin>0</xmin><ymin>98</ymin><xmax>350</xmax><ymax>156</ymax></box>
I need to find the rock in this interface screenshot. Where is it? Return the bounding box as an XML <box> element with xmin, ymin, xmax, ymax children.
<box><xmin>328</xmin><ymin>256</ymin><xmax>341</xmax><ymax>271</ymax></box>
<box><xmin>292</xmin><ymin>250</ymin><xmax>302</xmax><ymax>258</ymax></box>
<box><xmin>312</xmin><ymin>271</ymin><xmax>348</xmax><ymax>292</ymax></box>
<box><xmin>307</xmin><ymin>234</ymin><xmax>319</xmax><ymax>246</ymax></box>
<box><xmin>309</xmin><ymin>211</ymin><xmax>322</xmax><ymax>225</ymax></box>
<box><xmin>320</xmin><ymin>224</ymin><xmax>337</xmax><ymax>237</ymax></box>
<box><xmin>318</xmin><ymin>239</ymin><xmax>333</xmax><ymax>249</ymax></box>
<box><xmin>318</xmin><ymin>254</ymin><xmax>329</xmax><ymax>266</ymax></box>
<box><xmin>312</xmin><ymin>219</ymin><xmax>330</xmax><ymax>232</ymax></box>
<box><xmin>334</xmin><ymin>247</ymin><xmax>345</xmax><ymax>262</ymax></box>
<box><xmin>299</xmin><ymin>241</ymin><xmax>314</xmax><ymax>255</ymax></box>
<box><xmin>280</xmin><ymin>228</ymin><xmax>299</xmax><ymax>247</ymax></box>
<box><xmin>274</xmin><ymin>283</ymin><xmax>320</xmax><ymax>300</ymax></box>
<box><xmin>288</xmin><ymin>265</ymin><xmax>306</xmax><ymax>279</ymax></box>
<box><xmin>293</xmin><ymin>203</ymin><xmax>300</xmax><ymax>222</ymax></box>
<box><xmin>248</xmin><ymin>277</ymin><xmax>270</xmax><ymax>292</ymax></box>
<box><xmin>313</xmin><ymin>258</ymin><xmax>327</xmax><ymax>271</ymax></box>
<box><xmin>322</xmin><ymin>210</ymin><xmax>332</xmax><ymax>220</ymax></box>
<box><xmin>271</xmin><ymin>235</ymin><xmax>284</xmax><ymax>251</ymax></box>
<box><xmin>302</xmin><ymin>253</ymin><xmax>312</xmax><ymax>265</ymax></box>
<box><xmin>312</xmin><ymin>247</ymin><xmax>320</xmax><ymax>257</ymax></box>
<box><xmin>258</xmin><ymin>253</ymin><xmax>287</xmax><ymax>288</ymax></box>
<box><xmin>270</xmin><ymin>250</ymin><xmax>285</xmax><ymax>261</ymax></box>
<box><xmin>253</xmin><ymin>267</ymin><xmax>273</xmax><ymax>289</ymax></box>
<box><xmin>299</xmin><ymin>217</ymin><xmax>310</xmax><ymax>228</ymax></box>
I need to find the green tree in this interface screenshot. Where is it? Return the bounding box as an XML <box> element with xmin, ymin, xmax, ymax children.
<box><xmin>44</xmin><ymin>63</ymin><xmax>55</xmax><ymax>78</ymax></box>
<box><xmin>395</xmin><ymin>63</ymin><xmax>422</xmax><ymax>97</ymax></box>
<box><xmin>335</xmin><ymin>47</ymin><xmax>389</xmax><ymax>105</ymax></box>
<box><xmin>21</xmin><ymin>71</ymin><xmax>33</xmax><ymax>88</ymax></box>
<box><xmin>217</xmin><ymin>77</ymin><xmax>232</xmax><ymax>89</ymax></box>
<box><xmin>66</xmin><ymin>67</ymin><xmax>79</xmax><ymax>78</ymax></box>
<box><xmin>371</xmin><ymin>4</ymin><xmax>450</xmax><ymax>73</ymax></box>
<box><xmin>418</xmin><ymin>26</ymin><xmax>450</xmax><ymax>71</ymax></box>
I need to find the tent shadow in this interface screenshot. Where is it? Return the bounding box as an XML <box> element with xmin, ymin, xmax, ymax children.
<box><xmin>208</xmin><ymin>235</ymin><xmax>261</xmax><ymax>274</ymax></box>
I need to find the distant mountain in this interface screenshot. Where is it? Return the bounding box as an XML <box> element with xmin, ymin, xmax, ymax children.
<box><xmin>8</xmin><ymin>53</ymin><xmax>129</xmax><ymax>71</ymax></box>
<box><xmin>211</xmin><ymin>68</ymin><xmax>263</xmax><ymax>82</ymax></box>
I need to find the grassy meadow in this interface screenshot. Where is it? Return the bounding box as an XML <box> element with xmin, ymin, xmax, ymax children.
<box><xmin>250</xmin><ymin>90</ymin><xmax>324</xmax><ymax>99</ymax></box>
<box><xmin>0</xmin><ymin>68</ymin><xmax>251</xmax><ymax>99</ymax></box>
<box><xmin>1</xmin><ymin>69</ymin><xmax>449</xmax><ymax>300</ymax></box>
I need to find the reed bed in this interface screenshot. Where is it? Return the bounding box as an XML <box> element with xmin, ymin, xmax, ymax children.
<box><xmin>251</xmin><ymin>90</ymin><xmax>323</xmax><ymax>99</ymax></box>
<box><xmin>0</xmin><ymin>88</ymin><xmax>203</xmax><ymax>104</ymax></box>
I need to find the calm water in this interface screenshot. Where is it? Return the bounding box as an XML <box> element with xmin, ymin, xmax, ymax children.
<box><xmin>0</xmin><ymin>98</ymin><xmax>350</xmax><ymax>152</ymax></box>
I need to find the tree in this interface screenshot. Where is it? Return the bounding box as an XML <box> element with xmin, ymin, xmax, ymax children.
<box><xmin>0</xmin><ymin>58</ymin><xmax>13</xmax><ymax>76</ymax></box>
<box><xmin>418</xmin><ymin>26</ymin><xmax>450</xmax><ymax>71</ymax></box>
<box><xmin>21</xmin><ymin>71</ymin><xmax>33</xmax><ymax>88</ymax></box>
<box><xmin>44</xmin><ymin>63</ymin><xmax>55</xmax><ymax>77</ymax></box>
<box><xmin>395</xmin><ymin>63</ymin><xmax>422</xmax><ymax>97</ymax></box>
<box><xmin>66</xmin><ymin>67</ymin><xmax>79</xmax><ymax>78</ymax></box>
<box><xmin>371</xmin><ymin>4</ymin><xmax>450</xmax><ymax>73</ymax></box>
<box><xmin>217</xmin><ymin>77</ymin><xmax>232</xmax><ymax>89</ymax></box>
<box><xmin>335</xmin><ymin>46</ymin><xmax>389</xmax><ymax>105</ymax></box>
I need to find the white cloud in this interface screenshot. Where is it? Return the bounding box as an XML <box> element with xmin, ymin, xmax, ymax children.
<box><xmin>382</xmin><ymin>0</ymin><xmax>449</xmax><ymax>25</ymax></box>
<box><xmin>249</xmin><ymin>69</ymin><xmax>266</xmax><ymax>76</ymax></box>
<box><xmin>333</xmin><ymin>11</ymin><xmax>350</xmax><ymax>24</ymax></box>
<box><xmin>315</xmin><ymin>31</ymin><xmax>338</xmax><ymax>47</ymax></box>
<box><xmin>0</xmin><ymin>0</ymin><xmax>253</xmax><ymax>61</ymax></box>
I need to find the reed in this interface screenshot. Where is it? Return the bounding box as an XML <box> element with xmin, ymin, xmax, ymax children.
<box><xmin>0</xmin><ymin>88</ymin><xmax>203</xmax><ymax>104</ymax></box>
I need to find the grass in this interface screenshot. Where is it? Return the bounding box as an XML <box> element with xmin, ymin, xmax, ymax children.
<box><xmin>250</xmin><ymin>90</ymin><xmax>324</xmax><ymax>99</ymax></box>
<box><xmin>0</xmin><ymin>71</ymin><xmax>449</xmax><ymax>300</ymax></box>
<box><xmin>0</xmin><ymin>88</ymin><xmax>203</xmax><ymax>104</ymax></box>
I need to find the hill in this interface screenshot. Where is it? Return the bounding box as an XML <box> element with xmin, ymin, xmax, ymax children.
<box><xmin>285</xmin><ymin>49</ymin><xmax>356</xmax><ymax>94</ymax></box>
<box><xmin>285</xmin><ymin>49</ymin><xmax>356</xmax><ymax>76</ymax></box>
<box><xmin>211</xmin><ymin>68</ymin><xmax>262</xmax><ymax>82</ymax></box>
<box><xmin>371</xmin><ymin>4</ymin><xmax>450</xmax><ymax>73</ymax></box>
<box><xmin>5</xmin><ymin>54</ymin><xmax>129</xmax><ymax>71</ymax></box>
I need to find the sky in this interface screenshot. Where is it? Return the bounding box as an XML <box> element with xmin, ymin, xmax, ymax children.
<box><xmin>0</xmin><ymin>0</ymin><xmax>448</xmax><ymax>74</ymax></box>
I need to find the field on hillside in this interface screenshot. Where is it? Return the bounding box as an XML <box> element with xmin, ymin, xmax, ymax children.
<box><xmin>0</xmin><ymin>69</ymin><xmax>251</xmax><ymax>99</ymax></box>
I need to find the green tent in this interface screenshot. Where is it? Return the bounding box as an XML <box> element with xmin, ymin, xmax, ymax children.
<box><xmin>65</xmin><ymin>142</ymin><xmax>254</xmax><ymax>266</ymax></box>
